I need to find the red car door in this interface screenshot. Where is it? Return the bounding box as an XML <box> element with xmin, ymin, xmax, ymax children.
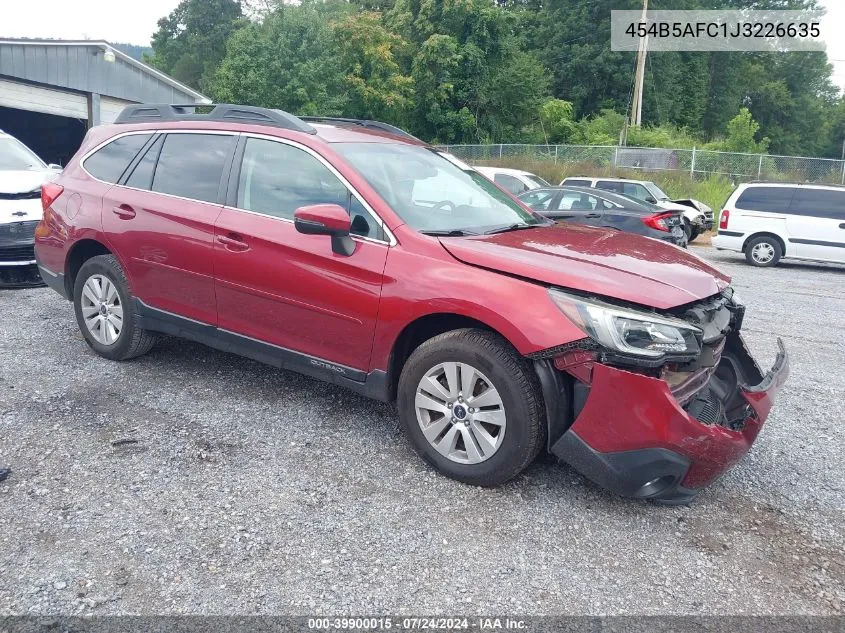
<box><xmin>213</xmin><ymin>136</ymin><xmax>389</xmax><ymax>372</ymax></box>
<box><xmin>102</xmin><ymin>132</ymin><xmax>237</xmax><ymax>324</ymax></box>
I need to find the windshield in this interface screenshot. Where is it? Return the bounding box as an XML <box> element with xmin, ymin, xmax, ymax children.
<box><xmin>645</xmin><ymin>182</ymin><xmax>669</xmax><ymax>200</ymax></box>
<box><xmin>0</xmin><ymin>137</ymin><xmax>46</xmax><ymax>171</ymax></box>
<box><xmin>334</xmin><ymin>143</ymin><xmax>544</xmax><ymax>234</ymax></box>
<box><xmin>524</xmin><ymin>174</ymin><xmax>552</xmax><ymax>189</ymax></box>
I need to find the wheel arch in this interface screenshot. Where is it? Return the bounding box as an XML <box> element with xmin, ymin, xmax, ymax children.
<box><xmin>384</xmin><ymin>312</ymin><xmax>514</xmax><ymax>402</ymax></box>
<box><xmin>742</xmin><ymin>232</ymin><xmax>786</xmax><ymax>256</ymax></box>
<box><xmin>64</xmin><ymin>238</ymin><xmax>113</xmax><ymax>297</ymax></box>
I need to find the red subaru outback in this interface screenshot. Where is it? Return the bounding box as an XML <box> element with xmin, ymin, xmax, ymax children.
<box><xmin>35</xmin><ymin>104</ymin><xmax>788</xmax><ymax>503</ymax></box>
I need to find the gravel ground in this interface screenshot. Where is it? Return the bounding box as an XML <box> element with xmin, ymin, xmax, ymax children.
<box><xmin>0</xmin><ymin>245</ymin><xmax>843</xmax><ymax>615</ymax></box>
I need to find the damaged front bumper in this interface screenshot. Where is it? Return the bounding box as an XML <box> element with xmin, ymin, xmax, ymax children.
<box><xmin>539</xmin><ymin>332</ymin><xmax>788</xmax><ymax>504</ymax></box>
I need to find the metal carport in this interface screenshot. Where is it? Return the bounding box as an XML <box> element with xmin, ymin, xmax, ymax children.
<box><xmin>0</xmin><ymin>39</ymin><xmax>209</xmax><ymax>164</ymax></box>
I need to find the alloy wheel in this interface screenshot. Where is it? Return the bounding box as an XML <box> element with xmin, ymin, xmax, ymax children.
<box><xmin>414</xmin><ymin>362</ymin><xmax>506</xmax><ymax>464</ymax></box>
<box><xmin>80</xmin><ymin>274</ymin><xmax>123</xmax><ymax>345</ymax></box>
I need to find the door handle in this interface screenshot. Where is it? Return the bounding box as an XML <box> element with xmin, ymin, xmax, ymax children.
<box><xmin>584</xmin><ymin>213</ymin><xmax>601</xmax><ymax>219</ymax></box>
<box><xmin>217</xmin><ymin>233</ymin><xmax>249</xmax><ymax>252</ymax></box>
<box><xmin>112</xmin><ymin>205</ymin><xmax>136</xmax><ymax>219</ymax></box>
<box><xmin>839</xmin><ymin>223</ymin><xmax>845</xmax><ymax>229</ymax></box>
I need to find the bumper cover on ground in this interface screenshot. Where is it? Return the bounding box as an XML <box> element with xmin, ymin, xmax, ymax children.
<box><xmin>551</xmin><ymin>334</ymin><xmax>789</xmax><ymax>503</ymax></box>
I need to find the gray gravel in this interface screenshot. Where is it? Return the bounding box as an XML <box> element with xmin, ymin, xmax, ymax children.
<box><xmin>0</xmin><ymin>245</ymin><xmax>843</xmax><ymax>615</ymax></box>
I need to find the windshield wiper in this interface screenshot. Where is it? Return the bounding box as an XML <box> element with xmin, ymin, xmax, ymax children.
<box><xmin>483</xmin><ymin>223</ymin><xmax>542</xmax><ymax>235</ymax></box>
<box><xmin>420</xmin><ymin>229</ymin><xmax>479</xmax><ymax>236</ymax></box>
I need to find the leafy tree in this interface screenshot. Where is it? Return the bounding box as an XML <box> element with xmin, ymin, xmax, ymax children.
<box><xmin>332</xmin><ymin>12</ymin><xmax>414</xmax><ymax>123</ymax></box>
<box><xmin>539</xmin><ymin>99</ymin><xmax>577</xmax><ymax>143</ymax></box>
<box><xmin>720</xmin><ymin>107</ymin><xmax>770</xmax><ymax>153</ymax></box>
<box><xmin>148</xmin><ymin>0</ymin><xmax>244</xmax><ymax>91</ymax></box>
<box><xmin>211</xmin><ymin>2</ymin><xmax>350</xmax><ymax>115</ymax></box>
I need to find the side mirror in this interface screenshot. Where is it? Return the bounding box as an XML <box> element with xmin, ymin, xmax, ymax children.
<box><xmin>294</xmin><ymin>204</ymin><xmax>355</xmax><ymax>256</ymax></box>
<box><xmin>645</xmin><ymin>195</ymin><xmax>657</xmax><ymax>204</ymax></box>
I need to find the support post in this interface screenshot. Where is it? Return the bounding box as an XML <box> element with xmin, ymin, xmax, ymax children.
<box><xmin>758</xmin><ymin>154</ymin><xmax>763</xmax><ymax>179</ymax></box>
<box><xmin>690</xmin><ymin>146</ymin><xmax>696</xmax><ymax>178</ymax></box>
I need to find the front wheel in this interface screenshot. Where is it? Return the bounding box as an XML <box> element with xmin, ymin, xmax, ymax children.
<box><xmin>397</xmin><ymin>329</ymin><xmax>546</xmax><ymax>487</ymax></box>
<box><xmin>73</xmin><ymin>254</ymin><xmax>158</xmax><ymax>360</ymax></box>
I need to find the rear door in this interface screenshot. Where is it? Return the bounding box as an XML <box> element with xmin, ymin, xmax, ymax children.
<box><xmin>102</xmin><ymin>131</ymin><xmax>237</xmax><ymax>324</ymax></box>
<box><xmin>213</xmin><ymin>135</ymin><xmax>389</xmax><ymax>372</ymax></box>
<box><xmin>787</xmin><ymin>187</ymin><xmax>845</xmax><ymax>262</ymax></box>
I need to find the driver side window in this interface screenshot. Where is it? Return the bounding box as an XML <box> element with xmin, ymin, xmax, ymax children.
<box><xmin>236</xmin><ymin>137</ymin><xmax>383</xmax><ymax>240</ymax></box>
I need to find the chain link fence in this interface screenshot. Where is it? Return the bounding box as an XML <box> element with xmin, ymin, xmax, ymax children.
<box><xmin>438</xmin><ymin>144</ymin><xmax>845</xmax><ymax>184</ymax></box>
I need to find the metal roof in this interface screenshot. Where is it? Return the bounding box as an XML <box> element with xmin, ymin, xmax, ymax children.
<box><xmin>0</xmin><ymin>38</ymin><xmax>210</xmax><ymax>104</ymax></box>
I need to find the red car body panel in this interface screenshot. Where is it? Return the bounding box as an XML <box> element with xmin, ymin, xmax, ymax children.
<box><xmin>565</xmin><ymin>342</ymin><xmax>788</xmax><ymax>490</ymax></box>
<box><xmin>213</xmin><ymin>208</ymin><xmax>388</xmax><ymax>370</ymax></box>
<box><xmin>439</xmin><ymin>223</ymin><xmax>730</xmax><ymax>309</ymax></box>
<box><xmin>102</xmin><ymin>186</ymin><xmax>222</xmax><ymax>325</ymax></box>
<box><xmin>33</xmin><ymin>112</ymin><xmax>788</xmax><ymax>503</ymax></box>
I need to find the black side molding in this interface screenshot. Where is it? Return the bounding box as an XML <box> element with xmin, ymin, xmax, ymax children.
<box><xmin>133</xmin><ymin>299</ymin><xmax>392</xmax><ymax>402</ymax></box>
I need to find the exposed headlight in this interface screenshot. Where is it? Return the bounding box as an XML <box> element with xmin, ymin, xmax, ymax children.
<box><xmin>549</xmin><ymin>289</ymin><xmax>702</xmax><ymax>358</ymax></box>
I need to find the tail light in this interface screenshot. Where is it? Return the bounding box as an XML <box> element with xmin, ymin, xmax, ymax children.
<box><xmin>642</xmin><ymin>211</ymin><xmax>674</xmax><ymax>232</ymax></box>
<box><xmin>719</xmin><ymin>209</ymin><xmax>730</xmax><ymax>230</ymax></box>
<box><xmin>41</xmin><ymin>182</ymin><xmax>64</xmax><ymax>212</ymax></box>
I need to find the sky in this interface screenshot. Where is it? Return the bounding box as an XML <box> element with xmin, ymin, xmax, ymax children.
<box><xmin>1</xmin><ymin>0</ymin><xmax>844</xmax><ymax>89</ymax></box>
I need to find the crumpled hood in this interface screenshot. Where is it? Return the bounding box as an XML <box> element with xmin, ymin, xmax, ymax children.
<box><xmin>439</xmin><ymin>223</ymin><xmax>730</xmax><ymax>309</ymax></box>
<box><xmin>0</xmin><ymin>169</ymin><xmax>54</xmax><ymax>194</ymax></box>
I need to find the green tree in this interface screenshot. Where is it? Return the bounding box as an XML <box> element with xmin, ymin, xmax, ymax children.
<box><xmin>149</xmin><ymin>0</ymin><xmax>244</xmax><ymax>91</ymax></box>
<box><xmin>332</xmin><ymin>12</ymin><xmax>414</xmax><ymax>123</ymax></box>
<box><xmin>210</xmin><ymin>2</ymin><xmax>350</xmax><ymax>115</ymax></box>
<box><xmin>539</xmin><ymin>99</ymin><xmax>576</xmax><ymax>143</ymax></box>
<box><xmin>721</xmin><ymin>107</ymin><xmax>770</xmax><ymax>153</ymax></box>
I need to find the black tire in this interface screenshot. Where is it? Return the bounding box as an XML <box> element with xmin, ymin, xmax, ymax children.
<box><xmin>682</xmin><ymin>218</ymin><xmax>693</xmax><ymax>242</ymax></box>
<box><xmin>744</xmin><ymin>235</ymin><xmax>782</xmax><ymax>267</ymax></box>
<box><xmin>397</xmin><ymin>329</ymin><xmax>546</xmax><ymax>487</ymax></box>
<box><xmin>688</xmin><ymin>226</ymin><xmax>700</xmax><ymax>242</ymax></box>
<box><xmin>73</xmin><ymin>254</ymin><xmax>157</xmax><ymax>360</ymax></box>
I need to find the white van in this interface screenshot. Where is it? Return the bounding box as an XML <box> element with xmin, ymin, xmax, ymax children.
<box><xmin>712</xmin><ymin>182</ymin><xmax>845</xmax><ymax>267</ymax></box>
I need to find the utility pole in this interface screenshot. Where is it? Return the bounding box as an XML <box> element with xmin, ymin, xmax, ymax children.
<box><xmin>630</xmin><ymin>0</ymin><xmax>649</xmax><ymax>127</ymax></box>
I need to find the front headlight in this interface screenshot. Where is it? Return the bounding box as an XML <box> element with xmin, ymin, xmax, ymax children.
<box><xmin>549</xmin><ymin>289</ymin><xmax>702</xmax><ymax>359</ymax></box>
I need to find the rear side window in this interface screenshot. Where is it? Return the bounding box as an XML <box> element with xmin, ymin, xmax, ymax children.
<box><xmin>125</xmin><ymin>136</ymin><xmax>163</xmax><ymax>190</ymax></box>
<box><xmin>735</xmin><ymin>186</ymin><xmax>795</xmax><ymax>213</ymax></box>
<box><xmin>84</xmin><ymin>134</ymin><xmax>152</xmax><ymax>183</ymax></box>
<box><xmin>494</xmin><ymin>174</ymin><xmax>527</xmax><ymax>195</ymax></box>
<box><xmin>789</xmin><ymin>188</ymin><xmax>845</xmax><ymax>220</ymax></box>
<box><xmin>596</xmin><ymin>180</ymin><xmax>624</xmax><ymax>193</ymax></box>
<box><xmin>563</xmin><ymin>179</ymin><xmax>591</xmax><ymax>187</ymax></box>
<box><xmin>152</xmin><ymin>133</ymin><xmax>235</xmax><ymax>204</ymax></box>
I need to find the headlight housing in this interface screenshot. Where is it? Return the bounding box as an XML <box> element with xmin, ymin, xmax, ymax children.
<box><xmin>549</xmin><ymin>289</ymin><xmax>702</xmax><ymax>359</ymax></box>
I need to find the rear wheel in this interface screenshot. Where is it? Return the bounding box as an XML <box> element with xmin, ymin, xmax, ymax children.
<box><xmin>745</xmin><ymin>235</ymin><xmax>782</xmax><ymax>267</ymax></box>
<box><xmin>73</xmin><ymin>255</ymin><xmax>157</xmax><ymax>360</ymax></box>
<box><xmin>397</xmin><ymin>329</ymin><xmax>545</xmax><ymax>487</ymax></box>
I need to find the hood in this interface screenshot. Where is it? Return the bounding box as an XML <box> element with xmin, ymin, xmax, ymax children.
<box><xmin>438</xmin><ymin>223</ymin><xmax>730</xmax><ymax>310</ymax></box>
<box><xmin>0</xmin><ymin>169</ymin><xmax>55</xmax><ymax>195</ymax></box>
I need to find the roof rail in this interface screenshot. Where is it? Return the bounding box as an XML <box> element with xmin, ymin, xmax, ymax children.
<box><xmin>114</xmin><ymin>104</ymin><xmax>316</xmax><ymax>134</ymax></box>
<box><xmin>299</xmin><ymin>116</ymin><xmax>423</xmax><ymax>142</ymax></box>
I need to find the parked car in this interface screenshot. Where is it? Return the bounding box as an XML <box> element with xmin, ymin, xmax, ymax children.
<box><xmin>560</xmin><ymin>176</ymin><xmax>712</xmax><ymax>240</ymax></box>
<box><xmin>519</xmin><ymin>186</ymin><xmax>687</xmax><ymax>247</ymax></box>
<box><xmin>0</xmin><ymin>129</ymin><xmax>61</xmax><ymax>287</ymax></box>
<box><xmin>713</xmin><ymin>182</ymin><xmax>845</xmax><ymax>267</ymax></box>
<box><xmin>474</xmin><ymin>166</ymin><xmax>551</xmax><ymax>196</ymax></box>
<box><xmin>35</xmin><ymin>104</ymin><xmax>788</xmax><ymax>504</ymax></box>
